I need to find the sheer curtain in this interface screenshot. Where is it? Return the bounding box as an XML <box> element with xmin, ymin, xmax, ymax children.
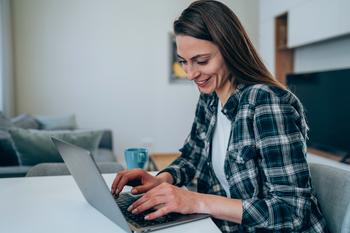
<box><xmin>0</xmin><ymin>0</ymin><xmax>15</xmax><ymax>117</ymax></box>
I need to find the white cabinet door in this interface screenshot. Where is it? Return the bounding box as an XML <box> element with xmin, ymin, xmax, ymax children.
<box><xmin>288</xmin><ymin>0</ymin><xmax>342</xmax><ymax>48</ymax></box>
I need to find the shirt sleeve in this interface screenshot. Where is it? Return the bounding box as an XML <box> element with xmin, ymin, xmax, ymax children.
<box><xmin>157</xmin><ymin>97</ymin><xmax>206</xmax><ymax>187</ymax></box>
<box><xmin>241</xmin><ymin>90</ymin><xmax>312</xmax><ymax>231</ymax></box>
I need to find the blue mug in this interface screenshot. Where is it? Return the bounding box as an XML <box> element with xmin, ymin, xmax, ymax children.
<box><xmin>124</xmin><ymin>148</ymin><xmax>148</xmax><ymax>169</ymax></box>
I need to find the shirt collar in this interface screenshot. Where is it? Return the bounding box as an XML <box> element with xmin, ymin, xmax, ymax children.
<box><xmin>207</xmin><ymin>83</ymin><xmax>247</xmax><ymax>121</ymax></box>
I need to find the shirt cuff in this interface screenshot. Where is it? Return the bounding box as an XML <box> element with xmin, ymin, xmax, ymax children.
<box><xmin>157</xmin><ymin>166</ymin><xmax>183</xmax><ymax>186</ymax></box>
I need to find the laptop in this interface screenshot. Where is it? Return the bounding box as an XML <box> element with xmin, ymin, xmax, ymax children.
<box><xmin>51</xmin><ymin>138</ymin><xmax>209</xmax><ymax>233</ymax></box>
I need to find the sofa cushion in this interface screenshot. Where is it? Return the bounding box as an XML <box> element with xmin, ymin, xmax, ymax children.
<box><xmin>9</xmin><ymin>128</ymin><xmax>103</xmax><ymax>166</ymax></box>
<box><xmin>0</xmin><ymin>131</ymin><xmax>19</xmax><ymax>166</ymax></box>
<box><xmin>36</xmin><ymin>115</ymin><xmax>78</xmax><ymax>130</ymax></box>
<box><xmin>11</xmin><ymin>114</ymin><xmax>40</xmax><ymax>129</ymax></box>
<box><xmin>0</xmin><ymin>112</ymin><xmax>15</xmax><ymax>130</ymax></box>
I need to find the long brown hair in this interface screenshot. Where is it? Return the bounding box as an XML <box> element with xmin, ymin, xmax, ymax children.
<box><xmin>174</xmin><ymin>0</ymin><xmax>285</xmax><ymax>89</ymax></box>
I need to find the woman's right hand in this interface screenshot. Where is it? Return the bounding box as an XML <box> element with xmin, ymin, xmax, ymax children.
<box><xmin>111</xmin><ymin>169</ymin><xmax>162</xmax><ymax>196</ymax></box>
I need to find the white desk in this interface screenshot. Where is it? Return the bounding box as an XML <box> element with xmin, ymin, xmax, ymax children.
<box><xmin>0</xmin><ymin>174</ymin><xmax>221</xmax><ymax>233</ymax></box>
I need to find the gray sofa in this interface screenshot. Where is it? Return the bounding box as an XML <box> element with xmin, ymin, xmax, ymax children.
<box><xmin>309</xmin><ymin>163</ymin><xmax>350</xmax><ymax>233</ymax></box>
<box><xmin>0</xmin><ymin>113</ymin><xmax>119</xmax><ymax>178</ymax></box>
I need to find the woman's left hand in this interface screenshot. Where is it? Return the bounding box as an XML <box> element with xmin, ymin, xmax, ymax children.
<box><xmin>127</xmin><ymin>183</ymin><xmax>202</xmax><ymax>220</ymax></box>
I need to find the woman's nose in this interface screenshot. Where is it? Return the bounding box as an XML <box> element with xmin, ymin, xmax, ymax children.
<box><xmin>185</xmin><ymin>65</ymin><xmax>200</xmax><ymax>80</ymax></box>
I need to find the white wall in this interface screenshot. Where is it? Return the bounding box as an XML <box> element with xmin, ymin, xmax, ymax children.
<box><xmin>11</xmin><ymin>0</ymin><xmax>259</xmax><ymax>160</ymax></box>
<box><xmin>259</xmin><ymin>0</ymin><xmax>350</xmax><ymax>74</ymax></box>
<box><xmin>294</xmin><ymin>35</ymin><xmax>350</xmax><ymax>73</ymax></box>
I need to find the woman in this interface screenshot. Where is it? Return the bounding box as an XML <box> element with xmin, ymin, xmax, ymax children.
<box><xmin>111</xmin><ymin>1</ymin><xmax>328</xmax><ymax>232</ymax></box>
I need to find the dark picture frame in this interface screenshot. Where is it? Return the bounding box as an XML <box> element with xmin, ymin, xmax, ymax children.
<box><xmin>169</xmin><ymin>33</ymin><xmax>189</xmax><ymax>83</ymax></box>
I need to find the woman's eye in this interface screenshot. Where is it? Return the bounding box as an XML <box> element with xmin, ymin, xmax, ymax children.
<box><xmin>197</xmin><ymin>60</ymin><xmax>208</xmax><ymax>65</ymax></box>
<box><xmin>177</xmin><ymin>60</ymin><xmax>186</xmax><ymax>65</ymax></box>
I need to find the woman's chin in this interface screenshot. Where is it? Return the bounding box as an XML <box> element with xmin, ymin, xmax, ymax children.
<box><xmin>197</xmin><ymin>86</ymin><xmax>214</xmax><ymax>94</ymax></box>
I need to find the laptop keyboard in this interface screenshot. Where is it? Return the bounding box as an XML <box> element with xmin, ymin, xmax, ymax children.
<box><xmin>115</xmin><ymin>193</ymin><xmax>184</xmax><ymax>228</ymax></box>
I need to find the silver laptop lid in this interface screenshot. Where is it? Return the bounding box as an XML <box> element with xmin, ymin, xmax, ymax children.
<box><xmin>51</xmin><ymin>137</ymin><xmax>131</xmax><ymax>233</ymax></box>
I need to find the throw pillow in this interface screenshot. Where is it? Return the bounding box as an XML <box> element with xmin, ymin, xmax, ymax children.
<box><xmin>0</xmin><ymin>130</ymin><xmax>19</xmax><ymax>166</ymax></box>
<box><xmin>9</xmin><ymin>128</ymin><xmax>103</xmax><ymax>166</ymax></box>
<box><xmin>11</xmin><ymin>114</ymin><xmax>40</xmax><ymax>129</ymax></box>
<box><xmin>36</xmin><ymin>115</ymin><xmax>78</xmax><ymax>130</ymax></box>
<box><xmin>0</xmin><ymin>112</ymin><xmax>15</xmax><ymax>130</ymax></box>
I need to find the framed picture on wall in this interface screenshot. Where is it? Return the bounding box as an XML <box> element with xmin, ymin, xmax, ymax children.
<box><xmin>169</xmin><ymin>34</ymin><xmax>189</xmax><ymax>83</ymax></box>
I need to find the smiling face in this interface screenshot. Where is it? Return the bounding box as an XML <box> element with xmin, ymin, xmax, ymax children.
<box><xmin>176</xmin><ymin>35</ymin><xmax>234</xmax><ymax>104</ymax></box>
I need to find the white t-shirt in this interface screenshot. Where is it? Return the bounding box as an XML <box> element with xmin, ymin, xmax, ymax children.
<box><xmin>212</xmin><ymin>101</ymin><xmax>231</xmax><ymax>198</ymax></box>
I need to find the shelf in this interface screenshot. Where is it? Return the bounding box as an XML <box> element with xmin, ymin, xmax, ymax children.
<box><xmin>149</xmin><ymin>152</ymin><xmax>181</xmax><ymax>171</ymax></box>
<box><xmin>275</xmin><ymin>13</ymin><xmax>294</xmax><ymax>85</ymax></box>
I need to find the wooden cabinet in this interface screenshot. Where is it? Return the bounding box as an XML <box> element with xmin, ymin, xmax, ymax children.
<box><xmin>275</xmin><ymin>13</ymin><xmax>294</xmax><ymax>84</ymax></box>
<box><xmin>148</xmin><ymin>152</ymin><xmax>180</xmax><ymax>171</ymax></box>
<box><xmin>273</xmin><ymin>1</ymin><xmax>350</xmax><ymax>164</ymax></box>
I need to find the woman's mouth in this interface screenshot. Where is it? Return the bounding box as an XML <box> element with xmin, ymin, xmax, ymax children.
<box><xmin>195</xmin><ymin>77</ymin><xmax>211</xmax><ymax>87</ymax></box>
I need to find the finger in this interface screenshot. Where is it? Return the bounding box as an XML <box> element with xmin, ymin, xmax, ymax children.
<box><xmin>126</xmin><ymin>179</ymin><xmax>142</xmax><ymax>187</ymax></box>
<box><xmin>116</xmin><ymin>175</ymin><xmax>132</xmax><ymax>195</ymax></box>
<box><xmin>128</xmin><ymin>193</ymin><xmax>151</xmax><ymax>211</ymax></box>
<box><xmin>129</xmin><ymin>189</ymin><xmax>159</xmax><ymax>210</ymax></box>
<box><xmin>145</xmin><ymin>206</ymin><xmax>172</xmax><ymax>220</ymax></box>
<box><xmin>139</xmin><ymin>183</ymin><xmax>171</xmax><ymax>197</ymax></box>
<box><xmin>131</xmin><ymin>183</ymin><xmax>155</xmax><ymax>194</ymax></box>
<box><xmin>131</xmin><ymin>197</ymin><xmax>164</xmax><ymax>214</ymax></box>
<box><xmin>111</xmin><ymin>171</ymin><xmax>125</xmax><ymax>194</ymax></box>
<box><xmin>116</xmin><ymin>171</ymin><xmax>144</xmax><ymax>194</ymax></box>
<box><xmin>129</xmin><ymin>196</ymin><xmax>166</xmax><ymax>214</ymax></box>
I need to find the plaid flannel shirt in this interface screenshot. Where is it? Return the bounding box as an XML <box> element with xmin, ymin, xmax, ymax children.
<box><xmin>160</xmin><ymin>84</ymin><xmax>328</xmax><ymax>233</ymax></box>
